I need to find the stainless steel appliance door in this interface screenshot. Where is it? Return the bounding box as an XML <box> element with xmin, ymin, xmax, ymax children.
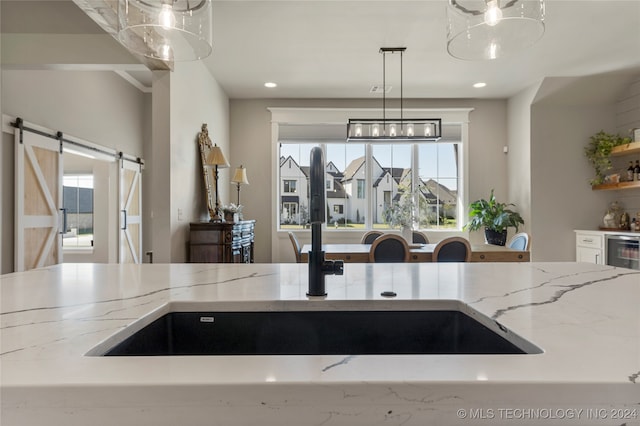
<box><xmin>606</xmin><ymin>235</ymin><xmax>640</xmax><ymax>270</ymax></box>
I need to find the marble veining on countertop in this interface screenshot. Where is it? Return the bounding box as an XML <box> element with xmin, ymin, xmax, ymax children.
<box><xmin>1</xmin><ymin>262</ymin><xmax>638</xmax><ymax>385</ymax></box>
<box><xmin>1</xmin><ymin>262</ymin><xmax>639</xmax><ymax>426</ymax></box>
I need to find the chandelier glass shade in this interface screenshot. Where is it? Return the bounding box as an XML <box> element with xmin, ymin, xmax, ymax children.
<box><xmin>347</xmin><ymin>48</ymin><xmax>441</xmax><ymax>142</ymax></box>
<box><xmin>117</xmin><ymin>0</ymin><xmax>213</xmax><ymax>62</ymax></box>
<box><xmin>446</xmin><ymin>0</ymin><xmax>545</xmax><ymax>61</ymax></box>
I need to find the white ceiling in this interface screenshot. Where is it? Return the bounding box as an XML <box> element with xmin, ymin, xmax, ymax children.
<box><xmin>2</xmin><ymin>1</ymin><xmax>640</xmax><ymax>100</ymax></box>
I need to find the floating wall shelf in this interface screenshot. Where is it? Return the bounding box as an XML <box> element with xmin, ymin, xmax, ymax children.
<box><xmin>591</xmin><ymin>141</ymin><xmax>640</xmax><ymax>191</ymax></box>
<box><xmin>610</xmin><ymin>141</ymin><xmax>640</xmax><ymax>157</ymax></box>
<box><xmin>592</xmin><ymin>181</ymin><xmax>640</xmax><ymax>191</ymax></box>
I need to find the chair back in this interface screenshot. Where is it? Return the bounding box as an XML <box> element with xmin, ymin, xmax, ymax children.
<box><xmin>508</xmin><ymin>232</ymin><xmax>530</xmax><ymax>251</ymax></box>
<box><xmin>369</xmin><ymin>234</ymin><xmax>410</xmax><ymax>263</ymax></box>
<box><xmin>412</xmin><ymin>231</ymin><xmax>429</xmax><ymax>244</ymax></box>
<box><xmin>288</xmin><ymin>232</ymin><xmax>302</xmax><ymax>263</ymax></box>
<box><xmin>432</xmin><ymin>236</ymin><xmax>471</xmax><ymax>262</ymax></box>
<box><xmin>361</xmin><ymin>230</ymin><xmax>383</xmax><ymax>244</ymax></box>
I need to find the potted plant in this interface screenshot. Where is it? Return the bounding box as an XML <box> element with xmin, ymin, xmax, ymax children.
<box><xmin>464</xmin><ymin>190</ymin><xmax>524</xmax><ymax>246</ymax></box>
<box><xmin>584</xmin><ymin>130</ymin><xmax>631</xmax><ymax>185</ymax></box>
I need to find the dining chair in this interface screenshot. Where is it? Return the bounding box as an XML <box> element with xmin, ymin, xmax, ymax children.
<box><xmin>361</xmin><ymin>230</ymin><xmax>383</xmax><ymax>244</ymax></box>
<box><xmin>412</xmin><ymin>230</ymin><xmax>429</xmax><ymax>244</ymax></box>
<box><xmin>288</xmin><ymin>231</ymin><xmax>302</xmax><ymax>263</ymax></box>
<box><xmin>432</xmin><ymin>236</ymin><xmax>472</xmax><ymax>262</ymax></box>
<box><xmin>508</xmin><ymin>232</ymin><xmax>530</xmax><ymax>251</ymax></box>
<box><xmin>368</xmin><ymin>234</ymin><xmax>411</xmax><ymax>263</ymax></box>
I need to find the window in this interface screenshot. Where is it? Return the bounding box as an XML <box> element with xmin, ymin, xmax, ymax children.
<box><xmin>62</xmin><ymin>174</ymin><xmax>94</xmax><ymax>248</ymax></box>
<box><xmin>371</xmin><ymin>144</ymin><xmax>411</xmax><ymax>229</ymax></box>
<box><xmin>279</xmin><ymin>143</ymin><xmax>318</xmax><ymax>228</ymax></box>
<box><xmin>357</xmin><ymin>179</ymin><xmax>365</xmax><ymax>199</ymax></box>
<box><xmin>284</xmin><ymin>180</ymin><xmax>297</xmax><ymax>193</ymax></box>
<box><xmin>273</xmin><ymin>111</ymin><xmax>468</xmax><ymax>233</ymax></box>
<box><xmin>418</xmin><ymin>143</ymin><xmax>459</xmax><ymax>229</ymax></box>
<box><xmin>278</xmin><ymin>140</ymin><xmax>460</xmax><ymax>231</ymax></box>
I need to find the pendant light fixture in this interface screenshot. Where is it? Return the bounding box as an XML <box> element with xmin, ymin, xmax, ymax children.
<box><xmin>347</xmin><ymin>47</ymin><xmax>441</xmax><ymax>142</ymax></box>
<box><xmin>117</xmin><ymin>0</ymin><xmax>213</xmax><ymax>62</ymax></box>
<box><xmin>446</xmin><ymin>0</ymin><xmax>545</xmax><ymax>61</ymax></box>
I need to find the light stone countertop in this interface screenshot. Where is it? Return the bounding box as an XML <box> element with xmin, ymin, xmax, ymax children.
<box><xmin>1</xmin><ymin>262</ymin><xmax>639</xmax><ymax>426</ymax></box>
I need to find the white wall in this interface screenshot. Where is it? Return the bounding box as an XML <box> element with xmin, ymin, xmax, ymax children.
<box><xmin>507</xmin><ymin>83</ymin><xmax>541</xmax><ymax>248</ymax></box>
<box><xmin>1</xmin><ymin>70</ymin><xmax>147</xmax><ymax>273</ymax></box>
<box><xmin>170</xmin><ymin>61</ymin><xmax>230</xmax><ymax>262</ymax></box>
<box><xmin>0</xmin><ymin>64</ymin><xmax>230</xmax><ymax>268</ymax></box>
<box><xmin>1</xmin><ymin>17</ymin><xmax>3</xmax><ymax>272</ymax></box>
<box><xmin>230</xmin><ymin>99</ymin><xmax>508</xmax><ymax>263</ymax></box>
<box><xmin>615</xmin><ymin>76</ymin><xmax>640</xmax><ymax>136</ymax></box>
<box><xmin>613</xmin><ymin>76</ymin><xmax>640</xmax><ymax>222</ymax></box>
<box><xmin>527</xmin><ymin>74</ymin><xmax>640</xmax><ymax>262</ymax></box>
<box><xmin>530</xmin><ymin>104</ymin><xmax>616</xmax><ymax>261</ymax></box>
<box><xmin>147</xmin><ymin>71</ymin><xmax>172</xmax><ymax>263</ymax></box>
<box><xmin>1</xmin><ymin>70</ymin><xmax>145</xmax><ymax>155</ymax></box>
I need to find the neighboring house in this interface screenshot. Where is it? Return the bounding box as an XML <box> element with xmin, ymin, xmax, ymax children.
<box><xmin>341</xmin><ymin>157</ymin><xmax>368</xmax><ymax>225</ymax></box>
<box><xmin>421</xmin><ymin>178</ymin><xmax>457</xmax><ymax>219</ymax></box>
<box><xmin>279</xmin><ymin>156</ymin><xmax>308</xmax><ymax>224</ymax></box>
<box><xmin>325</xmin><ymin>162</ymin><xmax>348</xmax><ymax>223</ymax></box>
<box><xmin>374</xmin><ymin>166</ymin><xmax>408</xmax><ymax>224</ymax></box>
<box><xmin>279</xmin><ymin>156</ymin><xmax>457</xmax><ymax>226</ymax></box>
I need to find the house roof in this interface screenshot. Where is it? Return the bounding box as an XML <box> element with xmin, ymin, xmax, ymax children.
<box><xmin>280</xmin><ymin>155</ymin><xmax>308</xmax><ymax>177</ymax></box>
<box><xmin>421</xmin><ymin>179</ymin><xmax>457</xmax><ymax>204</ymax></box>
<box><xmin>342</xmin><ymin>156</ymin><xmax>365</xmax><ymax>182</ymax></box>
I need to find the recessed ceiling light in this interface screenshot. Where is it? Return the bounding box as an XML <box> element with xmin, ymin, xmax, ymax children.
<box><xmin>473</xmin><ymin>82</ymin><xmax>487</xmax><ymax>88</ymax></box>
<box><xmin>264</xmin><ymin>82</ymin><xmax>277</xmax><ymax>88</ymax></box>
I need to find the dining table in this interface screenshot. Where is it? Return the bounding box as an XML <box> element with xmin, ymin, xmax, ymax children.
<box><xmin>300</xmin><ymin>242</ymin><xmax>530</xmax><ymax>263</ymax></box>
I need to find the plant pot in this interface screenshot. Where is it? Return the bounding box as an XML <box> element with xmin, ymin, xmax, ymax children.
<box><xmin>485</xmin><ymin>229</ymin><xmax>507</xmax><ymax>246</ymax></box>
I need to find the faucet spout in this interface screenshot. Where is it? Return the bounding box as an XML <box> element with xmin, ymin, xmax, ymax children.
<box><xmin>307</xmin><ymin>147</ymin><xmax>344</xmax><ymax>297</ymax></box>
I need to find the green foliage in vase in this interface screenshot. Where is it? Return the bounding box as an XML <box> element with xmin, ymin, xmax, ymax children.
<box><xmin>584</xmin><ymin>130</ymin><xmax>632</xmax><ymax>185</ymax></box>
<box><xmin>464</xmin><ymin>189</ymin><xmax>524</xmax><ymax>233</ymax></box>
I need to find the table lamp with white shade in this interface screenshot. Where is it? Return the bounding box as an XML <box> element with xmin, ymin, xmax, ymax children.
<box><xmin>230</xmin><ymin>165</ymin><xmax>249</xmax><ymax>206</ymax></box>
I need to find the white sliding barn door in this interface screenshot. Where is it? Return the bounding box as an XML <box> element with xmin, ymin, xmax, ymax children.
<box><xmin>119</xmin><ymin>159</ymin><xmax>142</xmax><ymax>263</ymax></box>
<box><xmin>14</xmin><ymin>129</ymin><xmax>63</xmax><ymax>271</ymax></box>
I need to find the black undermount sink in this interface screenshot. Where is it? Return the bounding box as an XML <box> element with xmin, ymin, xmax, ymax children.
<box><xmin>90</xmin><ymin>301</ymin><xmax>542</xmax><ymax>356</ymax></box>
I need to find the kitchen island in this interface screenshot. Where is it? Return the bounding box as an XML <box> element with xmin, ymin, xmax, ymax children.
<box><xmin>1</xmin><ymin>262</ymin><xmax>638</xmax><ymax>425</ymax></box>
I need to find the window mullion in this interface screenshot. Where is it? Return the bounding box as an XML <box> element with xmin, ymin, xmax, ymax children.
<box><xmin>365</xmin><ymin>144</ymin><xmax>373</xmax><ymax>229</ymax></box>
<box><xmin>411</xmin><ymin>144</ymin><xmax>419</xmax><ymax>229</ymax></box>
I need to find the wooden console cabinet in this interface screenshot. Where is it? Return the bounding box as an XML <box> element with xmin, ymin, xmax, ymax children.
<box><xmin>189</xmin><ymin>220</ymin><xmax>255</xmax><ymax>263</ymax></box>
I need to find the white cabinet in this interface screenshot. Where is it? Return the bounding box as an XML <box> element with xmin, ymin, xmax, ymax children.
<box><xmin>575</xmin><ymin>231</ymin><xmax>604</xmax><ymax>264</ymax></box>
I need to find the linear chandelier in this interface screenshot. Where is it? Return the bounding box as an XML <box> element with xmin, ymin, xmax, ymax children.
<box><xmin>117</xmin><ymin>0</ymin><xmax>213</xmax><ymax>62</ymax></box>
<box><xmin>347</xmin><ymin>47</ymin><xmax>441</xmax><ymax>142</ymax></box>
<box><xmin>446</xmin><ymin>0</ymin><xmax>545</xmax><ymax>60</ymax></box>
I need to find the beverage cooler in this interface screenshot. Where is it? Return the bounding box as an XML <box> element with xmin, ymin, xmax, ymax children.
<box><xmin>606</xmin><ymin>235</ymin><xmax>640</xmax><ymax>270</ymax></box>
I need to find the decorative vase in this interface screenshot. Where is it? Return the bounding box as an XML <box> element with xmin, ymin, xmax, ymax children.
<box><xmin>485</xmin><ymin>229</ymin><xmax>507</xmax><ymax>246</ymax></box>
<box><xmin>224</xmin><ymin>212</ymin><xmax>235</xmax><ymax>222</ymax></box>
<box><xmin>401</xmin><ymin>226</ymin><xmax>413</xmax><ymax>244</ymax></box>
